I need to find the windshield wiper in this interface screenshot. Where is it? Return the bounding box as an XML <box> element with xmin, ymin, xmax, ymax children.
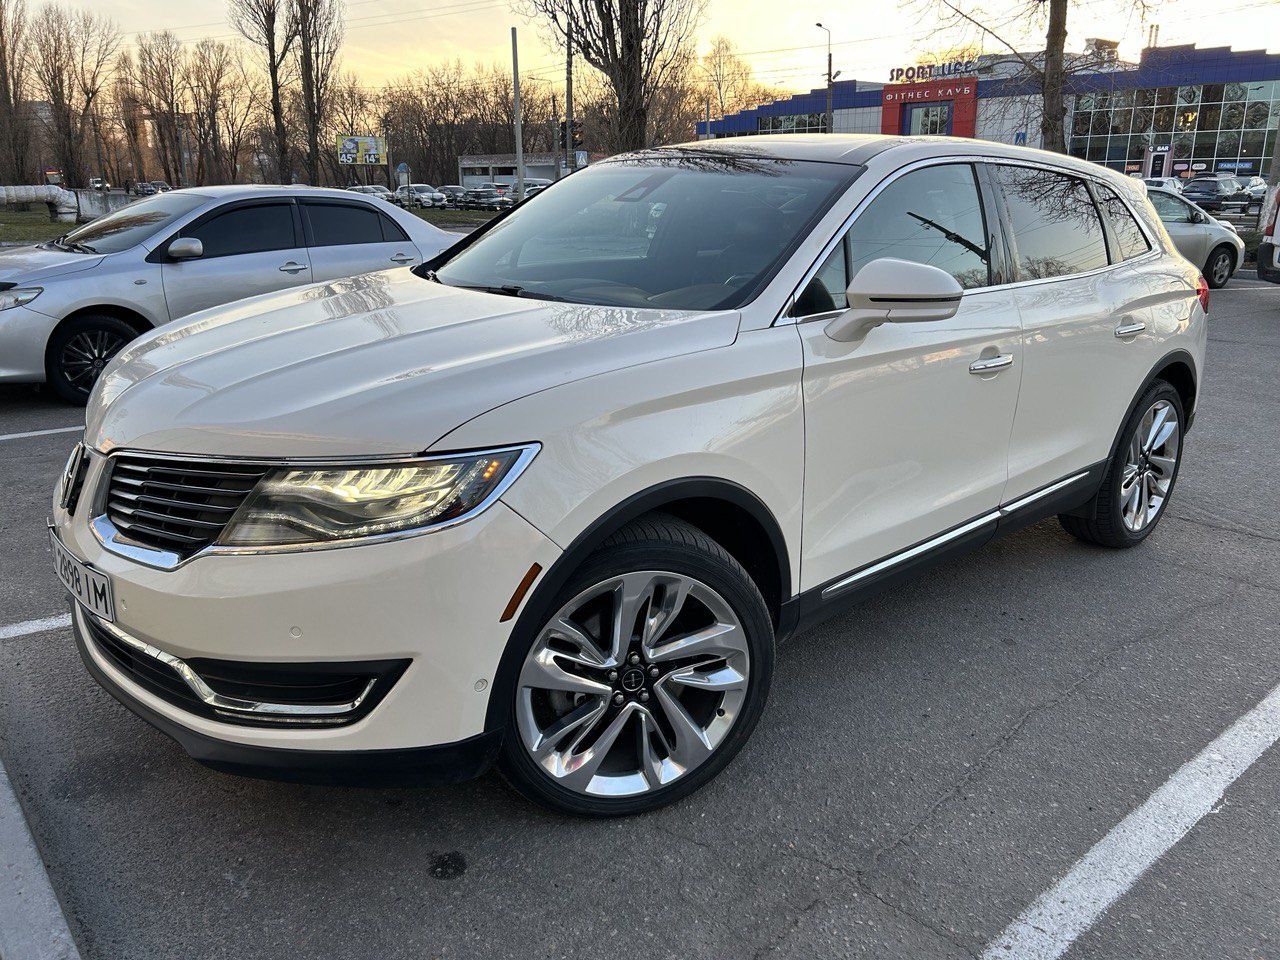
<box><xmin>51</xmin><ymin>235</ymin><xmax>97</xmax><ymax>254</ymax></box>
<box><xmin>906</xmin><ymin>211</ymin><xmax>987</xmax><ymax>261</ymax></box>
<box><xmin>456</xmin><ymin>283</ymin><xmax>574</xmax><ymax>303</ymax></box>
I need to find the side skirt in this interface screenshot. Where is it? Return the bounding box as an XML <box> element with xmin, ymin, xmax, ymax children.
<box><xmin>784</xmin><ymin>462</ymin><xmax>1105</xmax><ymax>639</ymax></box>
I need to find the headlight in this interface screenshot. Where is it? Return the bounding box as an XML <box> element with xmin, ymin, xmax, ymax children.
<box><xmin>0</xmin><ymin>287</ymin><xmax>42</xmax><ymax>311</ymax></box>
<box><xmin>218</xmin><ymin>445</ymin><xmax>537</xmax><ymax>547</ymax></box>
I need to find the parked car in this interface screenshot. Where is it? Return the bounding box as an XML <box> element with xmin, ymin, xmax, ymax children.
<box><xmin>438</xmin><ymin>185</ymin><xmax>467</xmax><ymax>206</ymax></box>
<box><xmin>397</xmin><ymin>183</ymin><xmax>448</xmax><ymax>208</ymax></box>
<box><xmin>51</xmin><ymin>136</ymin><xmax>1206</xmax><ymax>816</ymax></box>
<box><xmin>0</xmin><ymin>185</ymin><xmax>453</xmax><ymax>402</ymax></box>
<box><xmin>462</xmin><ymin>187</ymin><xmax>512</xmax><ymax>211</ymax></box>
<box><xmin>1146</xmin><ymin>187</ymin><xmax>1245</xmax><ymax>288</ymax></box>
<box><xmin>348</xmin><ymin>184</ymin><xmax>399</xmax><ymax>205</ymax></box>
<box><xmin>1179</xmin><ymin>175</ymin><xmax>1251</xmax><ymax>213</ymax></box>
<box><xmin>130</xmin><ymin>182</ymin><xmax>157</xmax><ymax>197</ymax></box>
<box><xmin>150</xmin><ymin>181</ymin><xmax>172</xmax><ymax>193</ymax></box>
<box><xmin>1142</xmin><ymin>177</ymin><xmax>1182</xmax><ymax>193</ymax></box>
<box><xmin>1243</xmin><ymin>176</ymin><xmax>1268</xmax><ymax>204</ymax></box>
<box><xmin>89</xmin><ymin>177</ymin><xmax>111</xmax><ymax>192</ymax></box>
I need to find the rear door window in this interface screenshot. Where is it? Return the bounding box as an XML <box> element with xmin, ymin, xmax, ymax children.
<box><xmin>1095</xmin><ymin>186</ymin><xmax>1152</xmax><ymax>261</ymax></box>
<box><xmin>990</xmin><ymin>165</ymin><xmax>1109</xmax><ymax>280</ymax></box>
<box><xmin>304</xmin><ymin>202</ymin><xmax>384</xmax><ymax>246</ymax></box>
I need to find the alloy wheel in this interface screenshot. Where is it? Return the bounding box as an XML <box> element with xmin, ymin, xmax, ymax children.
<box><xmin>1120</xmin><ymin>398</ymin><xmax>1180</xmax><ymax>532</ymax></box>
<box><xmin>1210</xmin><ymin>251</ymin><xmax>1232</xmax><ymax>287</ymax></box>
<box><xmin>60</xmin><ymin>328</ymin><xmax>127</xmax><ymax>393</ymax></box>
<box><xmin>516</xmin><ymin>570</ymin><xmax>751</xmax><ymax>799</ymax></box>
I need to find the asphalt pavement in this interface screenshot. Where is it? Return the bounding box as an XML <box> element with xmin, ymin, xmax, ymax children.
<box><xmin>0</xmin><ymin>275</ymin><xmax>1277</xmax><ymax>960</ymax></box>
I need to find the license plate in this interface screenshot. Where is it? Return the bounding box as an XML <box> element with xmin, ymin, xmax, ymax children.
<box><xmin>50</xmin><ymin>530</ymin><xmax>115</xmax><ymax>622</ymax></box>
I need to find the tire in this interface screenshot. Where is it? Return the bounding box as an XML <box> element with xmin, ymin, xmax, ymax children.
<box><xmin>45</xmin><ymin>314</ymin><xmax>137</xmax><ymax>405</ymax></box>
<box><xmin>499</xmin><ymin>514</ymin><xmax>775</xmax><ymax>817</ymax></box>
<box><xmin>1204</xmin><ymin>245</ymin><xmax>1235</xmax><ymax>289</ymax></box>
<box><xmin>1059</xmin><ymin>380</ymin><xmax>1184</xmax><ymax>548</ymax></box>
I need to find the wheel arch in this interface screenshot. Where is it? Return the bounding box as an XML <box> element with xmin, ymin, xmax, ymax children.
<box><xmin>46</xmin><ymin>303</ymin><xmax>155</xmax><ymax>355</ymax></box>
<box><xmin>483</xmin><ymin>477</ymin><xmax>792</xmax><ymax>733</ymax></box>
<box><xmin>1106</xmin><ymin>349</ymin><xmax>1199</xmax><ymax>467</ymax></box>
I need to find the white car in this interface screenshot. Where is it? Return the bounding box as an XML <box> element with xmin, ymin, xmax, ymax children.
<box><xmin>1142</xmin><ymin>176</ymin><xmax>1183</xmax><ymax>193</ymax></box>
<box><xmin>0</xmin><ymin>186</ymin><xmax>453</xmax><ymax>402</ymax></box>
<box><xmin>51</xmin><ymin>136</ymin><xmax>1206</xmax><ymax>816</ymax></box>
<box><xmin>1146</xmin><ymin>187</ymin><xmax>1246</xmax><ymax>288</ymax></box>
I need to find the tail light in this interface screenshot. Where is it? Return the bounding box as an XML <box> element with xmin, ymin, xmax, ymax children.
<box><xmin>1196</xmin><ymin>273</ymin><xmax>1210</xmax><ymax>313</ymax></box>
<box><xmin>1264</xmin><ymin>193</ymin><xmax>1278</xmax><ymax>239</ymax></box>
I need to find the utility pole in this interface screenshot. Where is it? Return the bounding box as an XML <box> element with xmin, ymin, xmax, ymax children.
<box><xmin>512</xmin><ymin>27</ymin><xmax>525</xmax><ymax>201</ymax></box>
<box><xmin>817</xmin><ymin>22</ymin><xmax>833</xmax><ymax>134</ymax></box>
<box><xmin>705</xmin><ymin>99</ymin><xmax>711</xmax><ymax>139</ymax></box>
<box><xmin>564</xmin><ymin>15</ymin><xmax>574</xmax><ymax>176</ymax></box>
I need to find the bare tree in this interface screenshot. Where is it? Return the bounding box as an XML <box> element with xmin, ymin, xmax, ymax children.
<box><xmin>293</xmin><ymin>0</ymin><xmax>342</xmax><ymax>184</ymax></box>
<box><xmin>131</xmin><ymin>31</ymin><xmax>188</xmax><ymax>185</ymax></box>
<box><xmin>186</xmin><ymin>39</ymin><xmax>236</xmax><ymax>183</ymax></box>
<box><xmin>29</xmin><ymin>5</ymin><xmax>118</xmax><ymax>187</ymax></box>
<box><xmin>229</xmin><ymin>0</ymin><xmax>297</xmax><ymax>183</ymax></box>
<box><xmin>524</xmin><ymin>0</ymin><xmax>706</xmax><ymax>151</ymax></box>
<box><xmin>220</xmin><ymin>49</ymin><xmax>263</xmax><ymax>183</ymax></box>
<box><xmin>0</xmin><ymin>0</ymin><xmax>32</xmax><ymax>183</ymax></box>
<box><xmin>926</xmin><ymin>0</ymin><xmax>1149</xmax><ymax>152</ymax></box>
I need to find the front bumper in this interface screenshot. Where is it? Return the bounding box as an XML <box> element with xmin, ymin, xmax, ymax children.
<box><xmin>54</xmin><ymin>454</ymin><xmax>561</xmax><ymax>766</ymax></box>
<box><xmin>0</xmin><ymin>303</ymin><xmax>59</xmax><ymax>382</ymax></box>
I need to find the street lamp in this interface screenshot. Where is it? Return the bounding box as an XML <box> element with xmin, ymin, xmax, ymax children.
<box><xmin>816</xmin><ymin>22</ymin><xmax>834</xmax><ymax>133</ymax></box>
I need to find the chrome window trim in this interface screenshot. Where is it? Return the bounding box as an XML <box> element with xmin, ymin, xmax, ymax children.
<box><xmin>777</xmin><ymin>154</ymin><xmax>1163</xmax><ymax>326</ymax></box>
<box><xmin>79</xmin><ymin>606</ymin><xmax>374</xmax><ymax>725</ymax></box>
<box><xmin>89</xmin><ymin>442</ymin><xmax>540</xmax><ymax>571</ymax></box>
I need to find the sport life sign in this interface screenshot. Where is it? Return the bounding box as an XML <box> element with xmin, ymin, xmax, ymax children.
<box><xmin>888</xmin><ymin>59</ymin><xmax>977</xmax><ymax>83</ymax></box>
<box><xmin>338</xmin><ymin>135</ymin><xmax>386</xmax><ymax>165</ymax></box>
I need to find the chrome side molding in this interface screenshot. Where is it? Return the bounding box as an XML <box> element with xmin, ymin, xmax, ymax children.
<box><xmin>820</xmin><ymin>471</ymin><xmax>1091</xmax><ymax>601</ymax></box>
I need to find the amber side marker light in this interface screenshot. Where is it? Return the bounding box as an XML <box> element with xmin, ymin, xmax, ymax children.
<box><xmin>500</xmin><ymin>563</ymin><xmax>543</xmax><ymax>622</ymax></box>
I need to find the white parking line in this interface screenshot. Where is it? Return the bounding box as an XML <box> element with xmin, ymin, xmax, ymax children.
<box><xmin>0</xmin><ymin>615</ymin><xmax>71</xmax><ymax>641</ymax></box>
<box><xmin>0</xmin><ymin>425</ymin><xmax>82</xmax><ymax>443</ymax></box>
<box><xmin>982</xmin><ymin>681</ymin><xmax>1280</xmax><ymax>960</ymax></box>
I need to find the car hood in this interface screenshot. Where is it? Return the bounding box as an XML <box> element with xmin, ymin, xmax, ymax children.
<box><xmin>0</xmin><ymin>245</ymin><xmax>104</xmax><ymax>284</ymax></box>
<box><xmin>87</xmin><ymin>269</ymin><xmax>741</xmax><ymax>458</ymax></box>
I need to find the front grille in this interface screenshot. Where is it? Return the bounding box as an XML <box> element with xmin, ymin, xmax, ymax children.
<box><xmin>103</xmin><ymin>454</ymin><xmax>270</xmax><ymax>557</ymax></box>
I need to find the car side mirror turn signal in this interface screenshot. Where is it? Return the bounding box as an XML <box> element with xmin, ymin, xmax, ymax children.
<box><xmin>824</xmin><ymin>258</ymin><xmax>964</xmax><ymax>343</ymax></box>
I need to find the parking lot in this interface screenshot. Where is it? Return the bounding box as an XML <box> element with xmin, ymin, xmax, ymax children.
<box><xmin>0</xmin><ymin>273</ymin><xmax>1277</xmax><ymax>959</ymax></box>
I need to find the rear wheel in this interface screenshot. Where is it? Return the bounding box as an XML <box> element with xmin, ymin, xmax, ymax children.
<box><xmin>1205</xmin><ymin>245</ymin><xmax>1235</xmax><ymax>289</ymax></box>
<box><xmin>500</xmin><ymin>515</ymin><xmax>774</xmax><ymax>816</ymax></box>
<box><xmin>1059</xmin><ymin>381</ymin><xmax>1184</xmax><ymax>548</ymax></box>
<box><xmin>45</xmin><ymin>314</ymin><xmax>136</xmax><ymax>405</ymax></box>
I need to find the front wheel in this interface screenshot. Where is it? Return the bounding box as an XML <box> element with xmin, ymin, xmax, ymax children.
<box><xmin>45</xmin><ymin>314</ymin><xmax>136</xmax><ymax>405</ymax></box>
<box><xmin>500</xmin><ymin>515</ymin><xmax>774</xmax><ymax>816</ymax></box>
<box><xmin>1059</xmin><ymin>381</ymin><xmax>1184</xmax><ymax>548</ymax></box>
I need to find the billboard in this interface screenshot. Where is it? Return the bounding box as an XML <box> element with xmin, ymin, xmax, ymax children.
<box><xmin>338</xmin><ymin>136</ymin><xmax>386</xmax><ymax>165</ymax></box>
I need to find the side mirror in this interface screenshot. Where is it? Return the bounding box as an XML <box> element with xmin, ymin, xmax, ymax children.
<box><xmin>167</xmin><ymin>237</ymin><xmax>203</xmax><ymax>260</ymax></box>
<box><xmin>824</xmin><ymin>258</ymin><xmax>963</xmax><ymax>343</ymax></box>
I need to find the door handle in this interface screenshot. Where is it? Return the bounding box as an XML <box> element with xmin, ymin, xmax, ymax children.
<box><xmin>390</xmin><ymin>253</ymin><xmax>415</xmax><ymax>264</ymax></box>
<box><xmin>278</xmin><ymin>261</ymin><xmax>308</xmax><ymax>274</ymax></box>
<box><xmin>969</xmin><ymin>354</ymin><xmax>1014</xmax><ymax>375</ymax></box>
<box><xmin>1114</xmin><ymin>320</ymin><xmax>1146</xmax><ymax>339</ymax></box>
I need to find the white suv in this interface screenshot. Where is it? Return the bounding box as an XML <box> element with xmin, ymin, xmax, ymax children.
<box><xmin>51</xmin><ymin>136</ymin><xmax>1207</xmax><ymax>816</ymax></box>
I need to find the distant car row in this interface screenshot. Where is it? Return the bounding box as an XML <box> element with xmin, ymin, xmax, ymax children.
<box><xmin>346</xmin><ymin>179</ymin><xmax>554</xmax><ymax>211</ymax></box>
<box><xmin>1136</xmin><ymin>173</ymin><xmax>1267</xmax><ymax>211</ymax></box>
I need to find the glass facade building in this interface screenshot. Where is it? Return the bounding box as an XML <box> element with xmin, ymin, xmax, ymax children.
<box><xmin>698</xmin><ymin>45</ymin><xmax>1280</xmax><ymax>182</ymax></box>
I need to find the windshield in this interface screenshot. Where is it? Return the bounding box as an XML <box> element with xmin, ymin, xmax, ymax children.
<box><xmin>434</xmin><ymin>150</ymin><xmax>857</xmax><ymax>310</ymax></box>
<box><xmin>58</xmin><ymin>193</ymin><xmax>205</xmax><ymax>254</ymax></box>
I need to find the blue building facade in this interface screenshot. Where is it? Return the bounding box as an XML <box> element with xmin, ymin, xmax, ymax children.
<box><xmin>697</xmin><ymin>44</ymin><xmax>1280</xmax><ymax>181</ymax></box>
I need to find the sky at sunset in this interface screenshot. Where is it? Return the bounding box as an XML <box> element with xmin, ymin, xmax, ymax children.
<box><xmin>104</xmin><ymin>0</ymin><xmax>1280</xmax><ymax>100</ymax></box>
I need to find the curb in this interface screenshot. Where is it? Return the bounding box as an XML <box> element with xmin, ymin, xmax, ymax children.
<box><xmin>0</xmin><ymin>761</ymin><xmax>81</xmax><ymax>960</ymax></box>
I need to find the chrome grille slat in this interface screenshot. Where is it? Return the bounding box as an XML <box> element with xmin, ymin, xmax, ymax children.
<box><xmin>103</xmin><ymin>454</ymin><xmax>269</xmax><ymax>558</ymax></box>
